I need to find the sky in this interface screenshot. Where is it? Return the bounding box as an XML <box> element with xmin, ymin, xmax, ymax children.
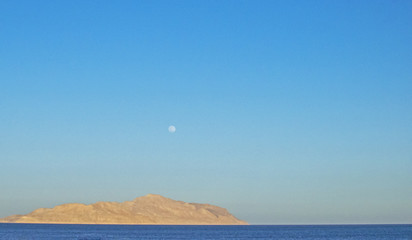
<box><xmin>0</xmin><ymin>0</ymin><xmax>411</xmax><ymax>224</ymax></box>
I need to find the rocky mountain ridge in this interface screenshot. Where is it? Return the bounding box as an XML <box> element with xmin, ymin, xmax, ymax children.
<box><xmin>0</xmin><ymin>194</ymin><xmax>247</xmax><ymax>225</ymax></box>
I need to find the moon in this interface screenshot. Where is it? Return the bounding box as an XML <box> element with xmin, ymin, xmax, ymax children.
<box><xmin>168</xmin><ymin>125</ymin><xmax>176</xmax><ymax>133</ymax></box>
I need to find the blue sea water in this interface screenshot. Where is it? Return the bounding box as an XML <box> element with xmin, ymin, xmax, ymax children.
<box><xmin>0</xmin><ymin>224</ymin><xmax>411</xmax><ymax>239</ymax></box>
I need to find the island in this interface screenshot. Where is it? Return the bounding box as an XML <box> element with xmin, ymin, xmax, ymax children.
<box><xmin>0</xmin><ymin>194</ymin><xmax>248</xmax><ymax>225</ymax></box>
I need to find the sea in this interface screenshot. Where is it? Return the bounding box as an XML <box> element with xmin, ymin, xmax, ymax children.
<box><xmin>0</xmin><ymin>224</ymin><xmax>411</xmax><ymax>239</ymax></box>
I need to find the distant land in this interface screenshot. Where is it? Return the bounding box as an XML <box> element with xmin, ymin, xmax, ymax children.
<box><xmin>0</xmin><ymin>194</ymin><xmax>247</xmax><ymax>225</ymax></box>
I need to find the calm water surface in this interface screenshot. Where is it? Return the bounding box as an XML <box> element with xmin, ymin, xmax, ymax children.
<box><xmin>0</xmin><ymin>224</ymin><xmax>411</xmax><ymax>239</ymax></box>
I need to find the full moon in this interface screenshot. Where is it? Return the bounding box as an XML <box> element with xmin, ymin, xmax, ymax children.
<box><xmin>168</xmin><ymin>125</ymin><xmax>176</xmax><ymax>133</ymax></box>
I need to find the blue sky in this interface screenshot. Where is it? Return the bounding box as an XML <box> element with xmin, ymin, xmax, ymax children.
<box><xmin>0</xmin><ymin>0</ymin><xmax>411</xmax><ymax>224</ymax></box>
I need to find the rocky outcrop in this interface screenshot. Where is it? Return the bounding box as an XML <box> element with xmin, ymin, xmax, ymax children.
<box><xmin>0</xmin><ymin>194</ymin><xmax>247</xmax><ymax>225</ymax></box>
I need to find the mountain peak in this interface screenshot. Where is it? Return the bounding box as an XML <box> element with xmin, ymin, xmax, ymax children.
<box><xmin>0</xmin><ymin>194</ymin><xmax>248</xmax><ymax>225</ymax></box>
<box><xmin>144</xmin><ymin>193</ymin><xmax>166</xmax><ymax>198</ymax></box>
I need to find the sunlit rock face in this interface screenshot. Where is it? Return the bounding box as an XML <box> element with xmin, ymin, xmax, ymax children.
<box><xmin>0</xmin><ymin>194</ymin><xmax>248</xmax><ymax>225</ymax></box>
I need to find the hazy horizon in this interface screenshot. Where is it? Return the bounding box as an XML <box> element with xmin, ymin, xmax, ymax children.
<box><xmin>1</xmin><ymin>0</ymin><xmax>411</xmax><ymax>225</ymax></box>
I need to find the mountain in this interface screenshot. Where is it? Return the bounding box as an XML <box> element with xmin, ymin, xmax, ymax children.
<box><xmin>0</xmin><ymin>194</ymin><xmax>248</xmax><ymax>225</ymax></box>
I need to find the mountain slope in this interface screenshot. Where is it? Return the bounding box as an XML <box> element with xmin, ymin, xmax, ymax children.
<box><xmin>0</xmin><ymin>194</ymin><xmax>247</xmax><ymax>225</ymax></box>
